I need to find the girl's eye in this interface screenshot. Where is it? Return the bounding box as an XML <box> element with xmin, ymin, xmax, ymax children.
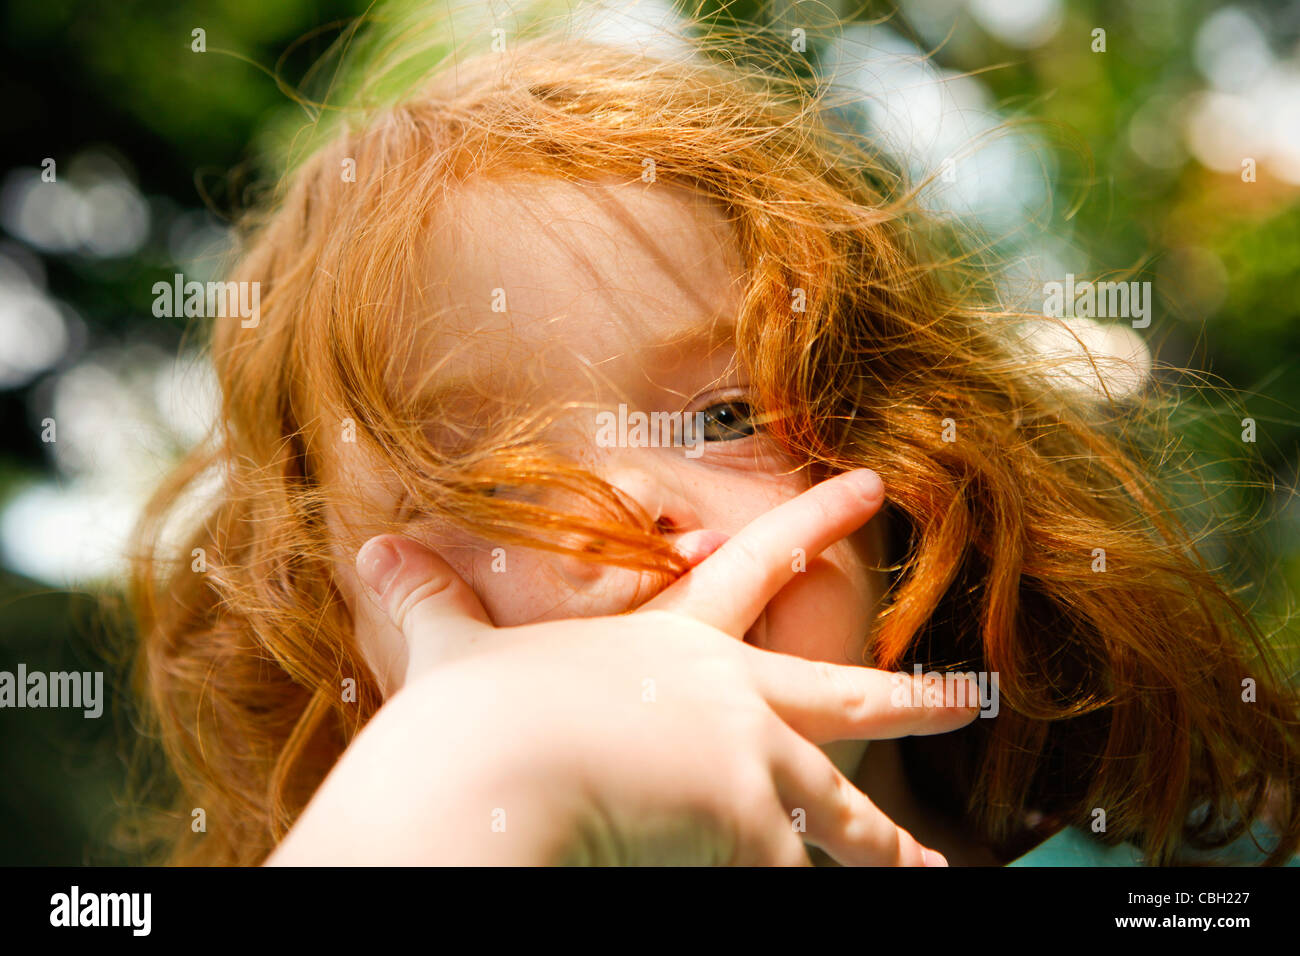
<box><xmin>699</xmin><ymin>400</ymin><xmax>758</xmax><ymax>442</ymax></box>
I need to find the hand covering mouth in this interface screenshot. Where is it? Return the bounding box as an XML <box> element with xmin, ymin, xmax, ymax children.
<box><xmin>670</xmin><ymin>528</ymin><xmax>730</xmax><ymax>568</ymax></box>
<box><xmin>668</xmin><ymin>529</ymin><xmax>765</xmax><ymax>646</ymax></box>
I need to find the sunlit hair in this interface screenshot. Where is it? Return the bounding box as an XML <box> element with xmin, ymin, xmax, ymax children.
<box><xmin>126</xmin><ymin>2</ymin><xmax>1300</xmax><ymax>865</ymax></box>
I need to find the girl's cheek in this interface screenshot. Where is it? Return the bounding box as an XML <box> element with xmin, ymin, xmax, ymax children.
<box><xmin>454</xmin><ymin>545</ymin><xmax>655</xmax><ymax>626</ymax></box>
<box><xmin>762</xmin><ymin>544</ymin><xmax>875</xmax><ymax>664</ymax></box>
<box><xmin>459</xmin><ymin>551</ymin><xmax>541</xmax><ymax>626</ymax></box>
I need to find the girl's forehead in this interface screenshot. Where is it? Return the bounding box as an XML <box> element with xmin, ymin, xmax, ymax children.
<box><xmin>411</xmin><ymin>175</ymin><xmax>746</xmax><ymax>388</ymax></box>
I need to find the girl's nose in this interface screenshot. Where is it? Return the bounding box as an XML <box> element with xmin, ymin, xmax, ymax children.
<box><xmin>553</xmin><ymin>461</ymin><xmax>704</xmax><ymax>589</ymax></box>
<box><xmin>602</xmin><ymin>463</ymin><xmax>698</xmax><ymax>537</ymax></box>
<box><xmin>604</xmin><ymin>463</ymin><xmax>729</xmax><ymax>565</ymax></box>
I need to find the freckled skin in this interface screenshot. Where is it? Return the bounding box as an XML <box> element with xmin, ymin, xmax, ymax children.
<box><xmin>323</xmin><ymin>176</ymin><xmax>889</xmax><ymax>782</ymax></box>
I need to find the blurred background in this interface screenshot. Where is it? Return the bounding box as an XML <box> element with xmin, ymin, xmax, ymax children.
<box><xmin>1</xmin><ymin>0</ymin><xmax>1298</xmax><ymax>863</ymax></box>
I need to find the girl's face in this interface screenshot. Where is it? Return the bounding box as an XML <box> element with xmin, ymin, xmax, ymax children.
<box><xmin>325</xmin><ymin>176</ymin><xmax>888</xmax><ymax>776</ymax></box>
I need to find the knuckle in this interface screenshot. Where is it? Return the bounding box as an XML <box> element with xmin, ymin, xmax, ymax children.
<box><xmin>720</xmin><ymin>703</ymin><xmax>775</xmax><ymax>749</ymax></box>
<box><xmin>771</xmin><ymin>831</ymin><xmax>810</xmax><ymax>867</ymax></box>
<box><xmin>774</xmin><ymin>840</ymin><xmax>800</xmax><ymax>867</ymax></box>
<box><xmin>690</xmin><ymin>646</ymin><xmax>754</xmax><ymax>693</ymax></box>
<box><xmin>731</xmin><ymin>769</ymin><xmax>783</xmax><ymax>836</ymax></box>
<box><xmin>722</xmin><ymin>538</ymin><xmax>774</xmax><ymax>589</ymax></box>
<box><xmin>391</xmin><ymin>573</ymin><xmax>453</xmax><ymax>630</ymax></box>
<box><xmin>825</xmin><ymin>765</ymin><xmax>858</xmax><ymax>834</ymax></box>
<box><xmin>642</xmin><ymin>609</ymin><xmax>724</xmax><ymax>648</ymax></box>
<box><xmin>878</xmin><ymin>825</ymin><xmax>903</xmax><ymax>864</ymax></box>
<box><xmin>813</xmin><ymin>659</ymin><xmax>866</xmax><ymax>721</ymax></box>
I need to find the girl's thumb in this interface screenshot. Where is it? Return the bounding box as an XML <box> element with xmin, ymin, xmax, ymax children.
<box><xmin>356</xmin><ymin>534</ymin><xmax>494</xmax><ymax>677</ymax></box>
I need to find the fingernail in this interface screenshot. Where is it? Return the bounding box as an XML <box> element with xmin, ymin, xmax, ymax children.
<box><xmin>845</xmin><ymin>468</ymin><xmax>883</xmax><ymax>502</ymax></box>
<box><xmin>672</xmin><ymin>529</ymin><xmax>730</xmax><ymax>568</ymax></box>
<box><xmin>923</xmin><ymin>848</ymin><xmax>949</xmax><ymax>867</ymax></box>
<box><xmin>357</xmin><ymin>537</ymin><xmax>402</xmax><ymax>597</ymax></box>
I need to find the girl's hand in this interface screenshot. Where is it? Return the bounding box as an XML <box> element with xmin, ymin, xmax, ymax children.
<box><xmin>269</xmin><ymin>470</ymin><xmax>978</xmax><ymax>866</ymax></box>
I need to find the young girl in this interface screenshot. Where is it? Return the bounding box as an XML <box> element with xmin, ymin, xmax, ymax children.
<box><xmin>127</xmin><ymin>6</ymin><xmax>1300</xmax><ymax>866</ymax></box>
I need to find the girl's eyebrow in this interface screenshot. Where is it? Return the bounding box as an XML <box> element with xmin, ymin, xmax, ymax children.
<box><xmin>425</xmin><ymin>314</ymin><xmax>740</xmax><ymax>396</ymax></box>
<box><xmin>638</xmin><ymin>316</ymin><xmax>738</xmax><ymax>354</ymax></box>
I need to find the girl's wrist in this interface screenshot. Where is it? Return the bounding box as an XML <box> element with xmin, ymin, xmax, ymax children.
<box><xmin>395</xmin><ymin>667</ymin><xmax>586</xmax><ymax>865</ymax></box>
<box><xmin>267</xmin><ymin>668</ymin><xmax>579</xmax><ymax>865</ymax></box>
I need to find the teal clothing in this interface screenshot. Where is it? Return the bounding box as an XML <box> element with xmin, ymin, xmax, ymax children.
<box><xmin>1007</xmin><ymin>824</ymin><xmax>1299</xmax><ymax>866</ymax></box>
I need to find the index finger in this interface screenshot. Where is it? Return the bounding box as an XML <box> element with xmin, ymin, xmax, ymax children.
<box><xmin>643</xmin><ymin>469</ymin><xmax>884</xmax><ymax>637</ymax></box>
